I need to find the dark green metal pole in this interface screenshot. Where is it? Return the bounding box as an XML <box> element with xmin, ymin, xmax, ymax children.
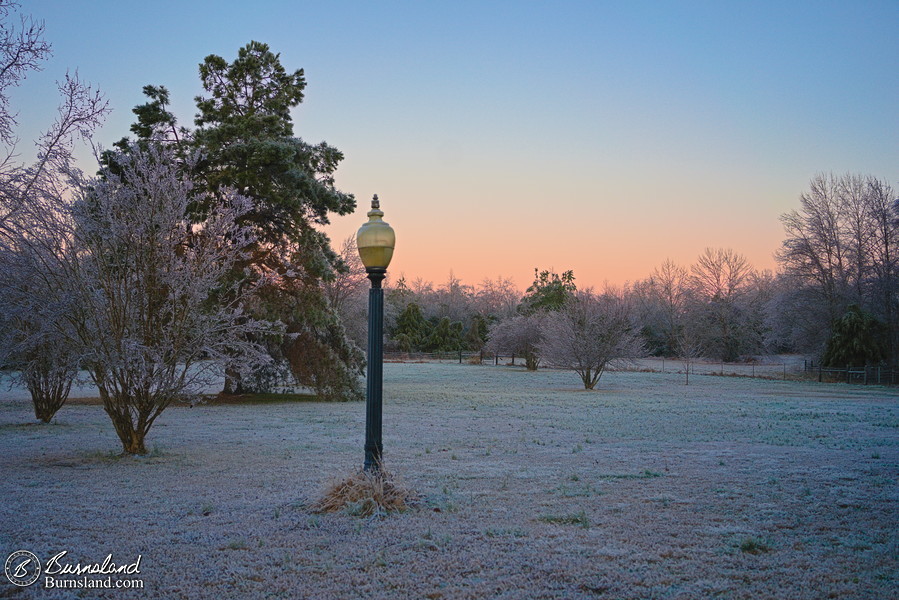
<box><xmin>364</xmin><ymin>268</ymin><xmax>386</xmax><ymax>472</ymax></box>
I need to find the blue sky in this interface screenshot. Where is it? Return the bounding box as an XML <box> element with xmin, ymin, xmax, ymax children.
<box><xmin>15</xmin><ymin>0</ymin><xmax>899</xmax><ymax>287</ymax></box>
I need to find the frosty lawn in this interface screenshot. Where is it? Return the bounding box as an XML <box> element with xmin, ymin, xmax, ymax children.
<box><xmin>1</xmin><ymin>363</ymin><xmax>896</xmax><ymax>599</ymax></box>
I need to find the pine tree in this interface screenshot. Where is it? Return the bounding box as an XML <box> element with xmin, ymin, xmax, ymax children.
<box><xmin>115</xmin><ymin>41</ymin><xmax>363</xmax><ymax>399</ymax></box>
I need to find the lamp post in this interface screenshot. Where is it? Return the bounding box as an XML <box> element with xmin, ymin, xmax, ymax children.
<box><xmin>356</xmin><ymin>194</ymin><xmax>395</xmax><ymax>472</ymax></box>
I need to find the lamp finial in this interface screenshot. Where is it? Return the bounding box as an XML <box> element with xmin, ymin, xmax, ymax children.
<box><xmin>372</xmin><ymin>194</ymin><xmax>379</xmax><ymax>210</ymax></box>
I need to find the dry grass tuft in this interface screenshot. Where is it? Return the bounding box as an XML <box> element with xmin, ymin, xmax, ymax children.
<box><xmin>311</xmin><ymin>467</ymin><xmax>417</xmax><ymax>517</ymax></box>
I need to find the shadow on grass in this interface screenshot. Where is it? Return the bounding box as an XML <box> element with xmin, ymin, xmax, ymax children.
<box><xmin>66</xmin><ymin>392</ymin><xmax>334</xmax><ymax>407</ymax></box>
<box><xmin>200</xmin><ymin>392</ymin><xmax>323</xmax><ymax>405</ymax></box>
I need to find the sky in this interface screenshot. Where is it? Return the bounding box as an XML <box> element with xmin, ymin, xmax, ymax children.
<box><xmin>14</xmin><ymin>0</ymin><xmax>899</xmax><ymax>290</ymax></box>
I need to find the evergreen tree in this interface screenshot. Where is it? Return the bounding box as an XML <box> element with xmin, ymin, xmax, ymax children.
<box><xmin>392</xmin><ymin>303</ymin><xmax>430</xmax><ymax>352</ymax></box>
<box><xmin>822</xmin><ymin>305</ymin><xmax>886</xmax><ymax>367</ymax></box>
<box><xmin>520</xmin><ymin>268</ymin><xmax>576</xmax><ymax>314</ymax></box>
<box><xmin>464</xmin><ymin>314</ymin><xmax>489</xmax><ymax>351</ymax></box>
<box><xmin>115</xmin><ymin>41</ymin><xmax>362</xmax><ymax>399</ymax></box>
<box><xmin>425</xmin><ymin>317</ymin><xmax>464</xmax><ymax>352</ymax></box>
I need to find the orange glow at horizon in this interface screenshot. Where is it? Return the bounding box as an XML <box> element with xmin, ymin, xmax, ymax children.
<box><xmin>325</xmin><ymin>199</ymin><xmax>783</xmax><ymax>292</ymax></box>
<box><xmin>324</xmin><ymin>137</ymin><xmax>796</xmax><ymax>293</ymax></box>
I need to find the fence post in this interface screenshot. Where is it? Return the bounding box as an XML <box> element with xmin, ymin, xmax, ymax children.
<box><xmin>662</xmin><ymin>357</ymin><xmax>665</xmax><ymax>373</ymax></box>
<box><xmin>818</xmin><ymin>364</ymin><xmax>822</xmax><ymax>383</ymax></box>
<box><xmin>495</xmin><ymin>353</ymin><xmax>498</xmax><ymax>366</ymax></box>
<box><xmin>846</xmin><ymin>365</ymin><xmax>850</xmax><ymax>384</ymax></box>
<box><xmin>459</xmin><ymin>349</ymin><xmax>463</xmax><ymax>364</ymax></box>
<box><xmin>511</xmin><ymin>353</ymin><xmax>515</xmax><ymax>365</ymax></box>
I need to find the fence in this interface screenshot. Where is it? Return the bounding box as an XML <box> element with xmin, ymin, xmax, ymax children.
<box><xmin>384</xmin><ymin>352</ymin><xmax>803</xmax><ymax>378</ymax></box>
<box><xmin>803</xmin><ymin>361</ymin><xmax>899</xmax><ymax>385</ymax></box>
<box><xmin>384</xmin><ymin>350</ymin><xmax>524</xmax><ymax>365</ymax></box>
<box><xmin>382</xmin><ymin>351</ymin><xmax>897</xmax><ymax>386</ymax></box>
<box><xmin>614</xmin><ymin>357</ymin><xmax>805</xmax><ymax>380</ymax></box>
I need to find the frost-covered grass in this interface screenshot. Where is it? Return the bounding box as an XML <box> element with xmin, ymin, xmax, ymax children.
<box><xmin>1</xmin><ymin>363</ymin><xmax>897</xmax><ymax>599</ymax></box>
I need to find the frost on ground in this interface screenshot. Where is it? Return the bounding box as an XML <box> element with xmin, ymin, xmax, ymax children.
<box><xmin>0</xmin><ymin>364</ymin><xmax>896</xmax><ymax>599</ymax></box>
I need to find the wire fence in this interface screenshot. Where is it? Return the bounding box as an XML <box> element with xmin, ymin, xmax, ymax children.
<box><xmin>384</xmin><ymin>351</ymin><xmax>803</xmax><ymax>377</ymax></box>
<box><xmin>384</xmin><ymin>350</ymin><xmax>526</xmax><ymax>365</ymax></box>
<box><xmin>617</xmin><ymin>357</ymin><xmax>804</xmax><ymax>380</ymax></box>
<box><xmin>383</xmin><ymin>351</ymin><xmax>897</xmax><ymax>385</ymax></box>
<box><xmin>802</xmin><ymin>362</ymin><xmax>899</xmax><ymax>385</ymax></box>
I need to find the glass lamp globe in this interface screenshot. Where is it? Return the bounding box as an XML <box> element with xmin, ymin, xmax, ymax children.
<box><xmin>356</xmin><ymin>194</ymin><xmax>395</xmax><ymax>270</ymax></box>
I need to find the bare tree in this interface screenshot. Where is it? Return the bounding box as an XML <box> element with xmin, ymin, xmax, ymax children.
<box><xmin>867</xmin><ymin>177</ymin><xmax>898</xmax><ymax>361</ymax></box>
<box><xmin>323</xmin><ymin>235</ymin><xmax>368</xmax><ymax>347</ymax></box>
<box><xmin>635</xmin><ymin>259</ymin><xmax>692</xmax><ymax>355</ymax></box>
<box><xmin>0</xmin><ymin>248</ymin><xmax>79</xmax><ymax>421</ymax></box>
<box><xmin>429</xmin><ymin>271</ymin><xmax>473</xmax><ymax>323</ymax></box>
<box><xmin>485</xmin><ymin>313</ymin><xmax>544</xmax><ymax>370</ymax></box>
<box><xmin>324</xmin><ymin>235</ymin><xmax>367</xmax><ymax>313</ymax></box>
<box><xmin>538</xmin><ymin>291</ymin><xmax>643</xmax><ymax>389</ymax></box>
<box><xmin>473</xmin><ymin>275</ymin><xmax>520</xmax><ymax>320</ymax></box>
<box><xmin>674</xmin><ymin>321</ymin><xmax>704</xmax><ymax>386</ymax></box>
<box><xmin>0</xmin><ymin>1</ymin><xmax>108</xmax><ymax>227</ymax></box>
<box><xmin>73</xmin><ymin>145</ymin><xmax>278</xmax><ymax>453</ymax></box>
<box><xmin>0</xmin><ymin>1</ymin><xmax>106</xmax><ymax>422</ymax></box>
<box><xmin>777</xmin><ymin>174</ymin><xmax>851</xmax><ymax>327</ymax></box>
<box><xmin>0</xmin><ymin>0</ymin><xmax>51</xmax><ymax>147</ymax></box>
<box><xmin>19</xmin><ymin>332</ymin><xmax>77</xmax><ymax>421</ymax></box>
<box><xmin>691</xmin><ymin>247</ymin><xmax>751</xmax><ymax>302</ymax></box>
<box><xmin>688</xmin><ymin>248</ymin><xmax>757</xmax><ymax>361</ymax></box>
<box><xmin>776</xmin><ymin>173</ymin><xmax>898</xmax><ymax>361</ymax></box>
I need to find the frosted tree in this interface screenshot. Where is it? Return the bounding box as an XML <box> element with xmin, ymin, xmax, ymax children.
<box><xmin>688</xmin><ymin>248</ymin><xmax>758</xmax><ymax>361</ymax></box>
<box><xmin>68</xmin><ymin>144</ymin><xmax>277</xmax><ymax>453</ymax></box>
<box><xmin>485</xmin><ymin>313</ymin><xmax>544</xmax><ymax>370</ymax></box>
<box><xmin>776</xmin><ymin>173</ymin><xmax>898</xmax><ymax>361</ymax></box>
<box><xmin>323</xmin><ymin>235</ymin><xmax>370</xmax><ymax>348</ymax></box>
<box><xmin>538</xmin><ymin>291</ymin><xmax>642</xmax><ymax>389</ymax></box>
<box><xmin>0</xmin><ymin>247</ymin><xmax>79</xmax><ymax>422</ymax></box>
<box><xmin>0</xmin><ymin>0</ymin><xmax>107</xmax><ymax>422</ymax></box>
<box><xmin>474</xmin><ymin>276</ymin><xmax>521</xmax><ymax>320</ymax></box>
<box><xmin>432</xmin><ymin>272</ymin><xmax>474</xmax><ymax>323</ymax></box>
<box><xmin>0</xmin><ymin>2</ymin><xmax>107</xmax><ymax>228</ymax></box>
<box><xmin>635</xmin><ymin>259</ymin><xmax>692</xmax><ymax>356</ymax></box>
<box><xmin>1</xmin><ymin>143</ymin><xmax>278</xmax><ymax>453</ymax></box>
<box><xmin>674</xmin><ymin>321</ymin><xmax>704</xmax><ymax>386</ymax></box>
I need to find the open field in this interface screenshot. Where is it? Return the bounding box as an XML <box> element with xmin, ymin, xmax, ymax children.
<box><xmin>1</xmin><ymin>364</ymin><xmax>897</xmax><ymax>599</ymax></box>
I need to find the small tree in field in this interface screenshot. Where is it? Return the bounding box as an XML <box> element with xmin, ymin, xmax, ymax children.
<box><xmin>539</xmin><ymin>291</ymin><xmax>642</xmax><ymax>389</ymax></box>
<box><xmin>65</xmin><ymin>144</ymin><xmax>277</xmax><ymax>454</ymax></box>
<box><xmin>0</xmin><ymin>0</ymin><xmax>108</xmax><ymax>422</ymax></box>
<box><xmin>675</xmin><ymin>323</ymin><xmax>704</xmax><ymax>386</ymax></box>
<box><xmin>0</xmin><ymin>256</ymin><xmax>79</xmax><ymax>421</ymax></box>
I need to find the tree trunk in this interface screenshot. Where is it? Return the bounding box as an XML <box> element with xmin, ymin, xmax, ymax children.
<box><xmin>99</xmin><ymin>387</ymin><xmax>150</xmax><ymax>455</ymax></box>
<box><xmin>107</xmin><ymin>412</ymin><xmax>148</xmax><ymax>455</ymax></box>
<box><xmin>223</xmin><ymin>366</ymin><xmax>244</xmax><ymax>394</ymax></box>
<box><xmin>122</xmin><ymin>431</ymin><xmax>148</xmax><ymax>455</ymax></box>
<box><xmin>26</xmin><ymin>368</ymin><xmax>73</xmax><ymax>423</ymax></box>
